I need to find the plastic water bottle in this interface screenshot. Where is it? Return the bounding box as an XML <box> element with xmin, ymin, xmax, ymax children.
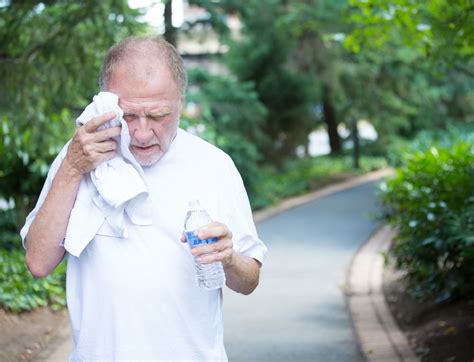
<box><xmin>184</xmin><ymin>200</ymin><xmax>226</xmax><ymax>290</ymax></box>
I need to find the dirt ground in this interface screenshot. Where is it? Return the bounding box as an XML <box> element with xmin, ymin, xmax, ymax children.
<box><xmin>0</xmin><ymin>307</ymin><xmax>68</xmax><ymax>361</ymax></box>
<box><xmin>383</xmin><ymin>261</ymin><xmax>474</xmax><ymax>362</ymax></box>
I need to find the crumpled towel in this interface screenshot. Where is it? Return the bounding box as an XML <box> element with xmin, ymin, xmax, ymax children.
<box><xmin>63</xmin><ymin>91</ymin><xmax>152</xmax><ymax>257</ymax></box>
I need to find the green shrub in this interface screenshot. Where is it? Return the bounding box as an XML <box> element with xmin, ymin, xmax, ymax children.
<box><xmin>379</xmin><ymin>141</ymin><xmax>474</xmax><ymax>302</ymax></box>
<box><xmin>0</xmin><ymin>208</ymin><xmax>19</xmax><ymax>250</ymax></box>
<box><xmin>0</xmin><ymin>244</ymin><xmax>66</xmax><ymax>312</ymax></box>
<box><xmin>251</xmin><ymin>154</ymin><xmax>387</xmax><ymax>210</ymax></box>
<box><xmin>386</xmin><ymin>123</ymin><xmax>474</xmax><ymax>167</ymax></box>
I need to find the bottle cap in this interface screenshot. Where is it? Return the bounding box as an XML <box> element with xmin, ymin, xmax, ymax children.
<box><xmin>188</xmin><ymin>199</ymin><xmax>201</xmax><ymax>210</ymax></box>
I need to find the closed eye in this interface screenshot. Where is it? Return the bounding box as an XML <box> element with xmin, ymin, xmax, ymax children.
<box><xmin>148</xmin><ymin>113</ymin><xmax>170</xmax><ymax>122</ymax></box>
<box><xmin>123</xmin><ymin>113</ymin><xmax>138</xmax><ymax>122</ymax></box>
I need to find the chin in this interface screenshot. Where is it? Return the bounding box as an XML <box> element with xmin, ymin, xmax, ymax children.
<box><xmin>134</xmin><ymin>152</ymin><xmax>163</xmax><ymax>167</ymax></box>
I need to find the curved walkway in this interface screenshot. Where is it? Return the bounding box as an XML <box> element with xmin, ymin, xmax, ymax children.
<box><xmin>223</xmin><ymin>173</ymin><xmax>388</xmax><ymax>361</ymax></box>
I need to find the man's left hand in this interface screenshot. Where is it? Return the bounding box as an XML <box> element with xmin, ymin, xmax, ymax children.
<box><xmin>181</xmin><ymin>222</ymin><xmax>235</xmax><ymax>268</ymax></box>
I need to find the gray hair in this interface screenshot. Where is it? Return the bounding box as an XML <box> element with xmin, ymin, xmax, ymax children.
<box><xmin>98</xmin><ymin>36</ymin><xmax>187</xmax><ymax>96</ymax></box>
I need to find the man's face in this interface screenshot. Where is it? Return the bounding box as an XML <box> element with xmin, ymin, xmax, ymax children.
<box><xmin>107</xmin><ymin>61</ymin><xmax>182</xmax><ymax>167</ymax></box>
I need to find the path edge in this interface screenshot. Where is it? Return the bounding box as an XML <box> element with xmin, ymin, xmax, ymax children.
<box><xmin>346</xmin><ymin>225</ymin><xmax>420</xmax><ymax>362</ymax></box>
<box><xmin>253</xmin><ymin>167</ymin><xmax>394</xmax><ymax>223</ymax></box>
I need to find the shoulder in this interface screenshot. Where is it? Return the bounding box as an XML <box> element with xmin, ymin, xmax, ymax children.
<box><xmin>177</xmin><ymin>128</ymin><xmax>234</xmax><ymax>166</ymax></box>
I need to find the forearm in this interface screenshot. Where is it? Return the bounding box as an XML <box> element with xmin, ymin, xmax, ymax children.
<box><xmin>25</xmin><ymin>160</ymin><xmax>82</xmax><ymax>277</ymax></box>
<box><xmin>224</xmin><ymin>253</ymin><xmax>261</xmax><ymax>295</ymax></box>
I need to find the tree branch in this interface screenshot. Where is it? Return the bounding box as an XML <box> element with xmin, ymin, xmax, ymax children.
<box><xmin>0</xmin><ymin>7</ymin><xmax>96</xmax><ymax>63</ymax></box>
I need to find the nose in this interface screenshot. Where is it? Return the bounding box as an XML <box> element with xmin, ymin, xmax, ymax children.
<box><xmin>131</xmin><ymin>116</ymin><xmax>154</xmax><ymax>144</ymax></box>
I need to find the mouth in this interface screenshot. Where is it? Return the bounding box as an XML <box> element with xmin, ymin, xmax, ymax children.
<box><xmin>130</xmin><ymin>144</ymin><xmax>159</xmax><ymax>153</ymax></box>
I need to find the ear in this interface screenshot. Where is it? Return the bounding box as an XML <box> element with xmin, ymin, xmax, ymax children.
<box><xmin>178</xmin><ymin>96</ymin><xmax>185</xmax><ymax>112</ymax></box>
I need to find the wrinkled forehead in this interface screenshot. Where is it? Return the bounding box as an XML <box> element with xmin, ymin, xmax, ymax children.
<box><xmin>119</xmin><ymin>96</ymin><xmax>177</xmax><ymax>114</ymax></box>
<box><xmin>108</xmin><ymin>58</ymin><xmax>179</xmax><ymax>93</ymax></box>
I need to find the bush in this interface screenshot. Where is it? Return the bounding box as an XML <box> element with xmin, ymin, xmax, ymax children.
<box><xmin>386</xmin><ymin>122</ymin><xmax>474</xmax><ymax>167</ymax></box>
<box><xmin>379</xmin><ymin>141</ymin><xmax>474</xmax><ymax>302</ymax></box>
<box><xmin>0</xmin><ymin>246</ymin><xmax>66</xmax><ymax>312</ymax></box>
<box><xmin>0</xmin><ymin>208</ymin><xmax>19</xmax><ymax>250</ymax></box>
<box><xmin>0</xmin><ymin>209</ymin><xmax>66</xmax><ymax>312</ymax></box>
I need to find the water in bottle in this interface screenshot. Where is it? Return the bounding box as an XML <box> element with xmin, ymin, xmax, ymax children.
<box><xmin>184</xmin><ymin>200</ymin><xmax>226</xmax><ymax>290</ymax></box>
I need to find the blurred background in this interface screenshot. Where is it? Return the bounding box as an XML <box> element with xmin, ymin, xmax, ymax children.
<box><xmin>0</xmin><ymin>0</ymin><xmax>473</xmax><ymax>359</ymax></box>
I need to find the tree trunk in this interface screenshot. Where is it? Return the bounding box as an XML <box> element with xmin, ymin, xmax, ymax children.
<box><xmin>352</xmin><ymin>120</ymin><xmax>360</xmax><ymax>169</ymax></box>
<box><xmin>164</xmin><ymin>0</ymin><xmax>177</xmax><ymax>46</ymax></box>
<box><xmin>322</xmin><ymin>84</ymin><xmax>341</xmax><ymax>154</ymax></box>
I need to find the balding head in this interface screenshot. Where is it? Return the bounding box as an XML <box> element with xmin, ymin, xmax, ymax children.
<box><xmin>98</xmin><ymin>36</ymin><xmax>187</xmax><ymax>96</ymax></box>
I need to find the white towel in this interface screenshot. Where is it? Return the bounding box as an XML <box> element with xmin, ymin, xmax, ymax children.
<box><xmin>63</xmin><ymin>92</ymin><xmax>152</xmax><ymax>257</ymax></box>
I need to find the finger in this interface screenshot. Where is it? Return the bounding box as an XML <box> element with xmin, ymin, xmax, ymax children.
<box><xmin>197</xmin><ymin>248</ymin><xmax>233</xmax><ymax>265</ymax></box>
<box><xmin>95</xmin><ymin>140</ymin><xmax>117</xmax><ymax>153</ymax></box>
<box><xmin>96</xmin><ymin>150</ymin><xmax>116</xmax><ymax>164</ymax></box>
<box><xmin>191</xmin><ymin>238</ymin><xmax>233</xmax><ymax>256</ymax></box>
<box><xmin>197</xmin><ymin>222</ymin><xmax>231</xmax><ymax>240</ymax></box>
<box><xmin>92</xmin><ymin>126</ymin><xmax>122</xmax><ymax>142</ymax></box>
<box><xmin>180</xmin><ymin>232</ymin><xmax>186</xmax><ymax>243</ymax></box>
<box><xmin>83</xmin><ymin>112</ymin><xmax>117</xmax><ymax>133</ymax></box>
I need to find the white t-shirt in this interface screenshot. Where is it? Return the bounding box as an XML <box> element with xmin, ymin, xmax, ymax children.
<box><xmin>21</xmin><ymin>129</ymin><xmax>267</xmax><ymax>361</ymax></box>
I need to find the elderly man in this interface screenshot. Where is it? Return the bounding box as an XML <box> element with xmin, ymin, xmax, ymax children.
<box><xmin>21</xmin><ymin>36</ymin><xmax>267</xmax><ymax>361</ymax></box>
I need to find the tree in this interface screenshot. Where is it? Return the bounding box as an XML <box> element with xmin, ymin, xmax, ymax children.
<box><xmin>0</xmin><ymin>0</ymin><xmax>146</xmax><ymax>228</ymax></box>
<box><xmin>224</xmin><ymin>0</ymin><xmax>314</xmax><ymax>164</ymax></box>
<box><xmin>341</xmin><ymin>0</ymin><xmax>474</xmax><ymax>151</ymax></box>
<box><xmin>284</xmin><ymin>0</ymin><xmax>350</xmax><ymax>155</ymax></box>
<box><xmin>164</xmin><ymin>0</ymin><xmax>177</xmax><ymax>46</ymax></box>
<box><xmin>345</xmin><ymin>0</ymin><xmax>474</xmax><ymax>75</ymax></box>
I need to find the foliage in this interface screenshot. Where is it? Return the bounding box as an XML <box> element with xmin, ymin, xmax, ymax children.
<box><xmin>386</xmin><ymin>122</ymin><xmax>474</xmax><ymax>166</ymax></box>
<box><xmin>0</xmin><ymin>208</ymin><xmax>67</xmax><ymax>312</ymax></box>
<box><xmin>345</xmin><ymin>0</ymin><xmax>474</xmax><ymax>68</ymax></box>
<box><xmin>342</xmin><ymin>0</ymin><xmax>474</xmax><ymax>151</ymax></box>
<box><xmin>252</xmin><ymin>154</ymin><xmax>387</xmax><ymax>210</ymax></box>
<box><xmin>282</xmin><ymin>0</ymin><xmax>350</xmax><ymax>154</ymax></box>
<box><xmin>178</xmin><ymin>0</ymin><xmax>474</xmax><ymax>164</ymax></box>
<box><xmin>224</xmin><ymin>0</ymin><xmax>315</xmax><ymax>163</ymax></box>
<box><xmin>0</xmin><ymin>0</ymin><xmax>146</xmax><ymax>226</ymax></box>
<box><xmin>0</xmin><ymin>245</ymin><xmax>66</xmax><ymax>312</ymax></box>
<box><xmin>339</xmin><ymin>43</ymin><xmax>473</xmax><ymax>147</ymax></box>
<box><xmin>0</xmin><ymin>1</ymin><xmax>145</xmax><ymax>114</ymax></box>
<box><xmin>0</xmin><ymin>208</ymin><xmax>18</xmax><ymax>250</ymax></box>
<box><xmin>182</xmin><ymin>68</ymin><xmax>268</xmax><ymax>196</ymax></box>
<box><xmin>379</xmin><ymin>142</ymin><xmax>474</xmax><ymax>301</ymax></box>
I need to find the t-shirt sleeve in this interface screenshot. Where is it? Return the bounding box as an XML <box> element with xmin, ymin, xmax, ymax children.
<box><xmin>222</xmin><ymin>157</ymin><xmax>268</xmax><ymax>266</ymax></box>
<box><xmin>19</xmin><ymin>142</ymin><xmax>71</xmax><ymax>250</ymax></box>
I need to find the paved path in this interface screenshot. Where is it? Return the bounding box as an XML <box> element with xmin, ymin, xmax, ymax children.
<box><xmin>223</xmin><ymin>181</ymin><xmax>382</xmax><ymax>362</ymax></box>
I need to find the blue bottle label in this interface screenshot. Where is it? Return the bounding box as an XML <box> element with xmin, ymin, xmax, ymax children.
<box><xmin>185</xmin><ymin>231</ymin><xmax>218</xmax><ymax>248</ymax></box>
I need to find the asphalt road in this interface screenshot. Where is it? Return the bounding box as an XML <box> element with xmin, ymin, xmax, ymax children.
<box><xmin>223</xmin><ymin>181</ymin><xmax>382</xmax><ymax>362</ymax></box>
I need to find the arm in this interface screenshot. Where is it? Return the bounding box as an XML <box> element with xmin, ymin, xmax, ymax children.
<box><xmin>25</xmin><ymin>162</ymin><xmax>82</xmax><ymax>277</ymax></box>
<box><xmin>25</xmin><ymin>112</ymin><xmax>120</xmax><ymax>277</ymax></box>
<box><xmin>182</xmin><ymin>222</ymin><xmax>261</xmax><ymax>295</ymax></box>
<box><xmin>221</xmin><ymin>252</ymin><xmax>261</xmax><ymax>295</ymax></box>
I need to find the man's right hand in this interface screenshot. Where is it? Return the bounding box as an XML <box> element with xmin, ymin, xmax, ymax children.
<box><xmin>65</xmin><ymin>111</ymin><xmax>121</xmax><ymax>176</ymax></box>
